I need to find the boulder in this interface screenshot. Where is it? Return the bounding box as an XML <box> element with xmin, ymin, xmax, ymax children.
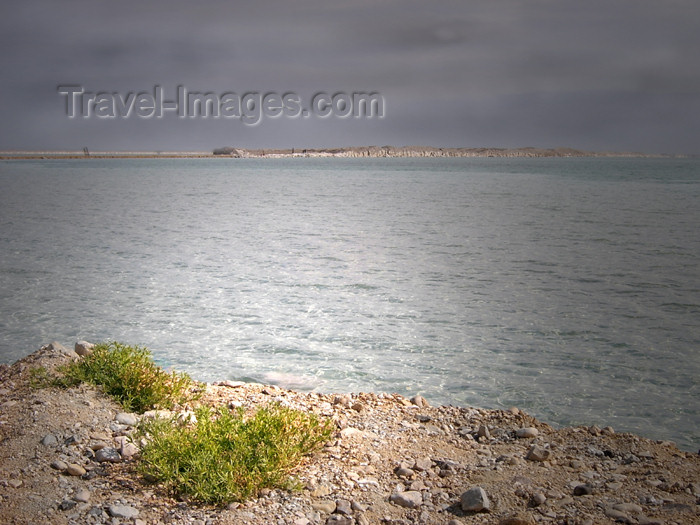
<box><xmin>74</xmin><ymin>341</ymin><xmax>94</xmax><ymax>356</ymax></box>
<box><xmin>460</xmin><ymin>486</ymin><xmax>491</xmax><ymax>512</ymax></box>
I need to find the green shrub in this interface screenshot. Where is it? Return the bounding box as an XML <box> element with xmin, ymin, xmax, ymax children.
<box><xmin>58</xmin><ymin>341</ymin><xmax>196</xmax><ymax>412</ymax></box>
<box><xmin>137</xmin><ymin>403</ymin><xmax>333</xmax><ymax>504</ymax></box>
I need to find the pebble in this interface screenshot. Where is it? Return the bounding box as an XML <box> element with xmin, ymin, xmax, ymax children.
<box><xmin>531</xmin><ymin>492</ymin><xmax>546</xmax><ymax>506</ymax></box>
<box><xmin>310</xmin><ymin>484</ymin><xmax>332</xmax><ymax>498</ymax></box>
<box><xmin>413</xmin><ymin>457</ymin><xmax>432</xmax><ymax>471</ymax></box>
<box><xmin>390</xmin><ymin>490</ymin><xmax>423</xmax><ymax>509</ymax></box>
<box><xmin>311</xmin><ymin>501</ymin><xmax>336</xmax><ymax>514</ymax></box>
<box><xmin>41</xmin><ymin>434</ymin><xmax>58</xmax><ymax>447</ymax></box>
<box><xmin>499</xmin><ymin>513</ymin><xmax>535</xmax><ymax>525</ymax></box>
<box><xmin>64</xmin><ymin>464</ymin><xmax>86</xmax><ymax>477</ymax></box>
<box><xmin>351</xmin><ymin>500</ymin><xmax>367</xmax><ymax>512</ymax></box>
<box><xmin>51</xmin><ymin>460</ymin><xmax>68</xmax><ymax>471</ymax></box>
<box><xmin>120</xmin><ymin>440</ymin><xmax>139</xmax><ymax>458</ymax></box>
<box><xmin>423</xmin><ymin>424</ymin><xmax>444</xmax><ymax>435</ymax></box>
<box><xmin>89</xmin><ymin>440</ymin><xmax>109</xmax><ymax>451</ymax></box>
<box><xmin>460</xmin><ymin>486</ymin><xmax>490</xmax><ymax>512</ymax></box>
<box><xmin>339</xmin><ymin>427</ymin><xmax>366</xmax><ymax>439</ymax></box>
<box><xmin>477</xmin><ymin>425</ymin><xmax>491</xmax><ymax>439</ymax></box>
<box><xmin>395</xmin><ymin>467</ymin><xmax>415</xmax><ymax>479</ymax></box>
<box><xmin>58</xmin><ymin>499</ymin><xmax>77</xmax><ymax>511</ymax></box>
<box><xmin>573</xmin><ymin>483</ymin><xmax>593</xmax><ymax>496</ymax></box>
<box><xmin>46</xmin><ymin>341</ymin><xmax>77</xmax><ymax>358</ymax></box>
<box><xmin>604</xmin><ymin>507</ymin><xmax>631</xmax><ymax>522</ymax></box>
<box><xmin>516</xmin><ymin>427</ymin><xmax>539</xmax><ymax>439</ymax></box>
<box><xmin>115</xmin><ymin>435</ymin><xmax>139</xmax><ymax>458</ymax></box>
<box><xmin>95</xmin><ymin>447</ymin><xmax>122</xmax><ymax>463</ymax></box>
<box><xmin>73</xmin><ymin>489</ymin><xmax>91</xmax><ymax>503</ymax></box>
<box><xmin>612</xmin><ymin>502</ymin><xmax>643</xmax><ymax>514</ymax></box>
<box><xmin>525</xmin><ymin>445</ymin><xmax>550</xmax><ymax>462</ymax></box>
<box><xmin>334</xmin><ymin>499</ymin><xmax>352</xmax><ymax>515</ymax></box>
<box><xmin>116</xmin><ymin>412</ymin><xmax>138</xmax><ymax>426</ymax></box>
<box><xmin>108</xmin><ymin>504</ymin><xmax>139</xmax><ymax>519</ymax></box>
<box><xmin>142</xmin><ymin>409</ymin><xmax>172</xmax><ymax>420</ymax></box>
<box><xmin>409</xmin><ymin>480</ymin><xmax>426</xmax><ymax>491</ymax></box>
<box><xmin>326</xmin><ymin>516</ymin><xmax>353</xmax><ymax>525</ymax></box>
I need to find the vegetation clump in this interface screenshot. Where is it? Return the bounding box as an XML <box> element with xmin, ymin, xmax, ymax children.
<box><xmin>57</xmin><ymin>341</ymin><xmax>196</xmax><ymax>412</ymax></box>
<box><xmin>136</xmin><ymin>404</ymin><xmax>333</xmax><ymax>504</ymax></box>
<box><xmin>32</xmin><ymin>340</ymin><xmax>333</xmax><ymax>504</ymax></box>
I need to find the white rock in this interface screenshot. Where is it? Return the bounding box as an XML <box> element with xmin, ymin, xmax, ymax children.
<box><xmin>74</xmin><ymin>341</ymin><xmax>95</xmax><ymax>356</ymax></box>
<box><xmin>390</xmin><ymin>490</ymin><xmax>423</xmax><ymax>509</ymax></box>
<box><xmin>108</xmin><ymin>504</ymin><xmax>139</xmax><ymax>519</ymax></box>
<box><xmin>142</xmin><ymin>409</ymin><xmax>172</xmax><ymax>420</ymax></box>
<box><xmin>73</xmin><ymin>489</ymin><xmax>91</xmax><ymax>503</ymax></box>
<box><xmin>357</xmin><ymin>477</ymin><xmax>380</xmax><ymax>487</ymax></box>
<box><xmin>116</xmin><ymin>412</ymin><xmax>138</xmax><ymax>426</ymax></box>
<box><xmin>516</xmin><ymin>427</ymin><xmax>539</xmax><ymax>438</ymax></box>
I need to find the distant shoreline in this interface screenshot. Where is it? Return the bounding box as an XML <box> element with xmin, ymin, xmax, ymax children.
<box><xmin>0</xmin><ymin>145</ymin><xmax>685</xmax><ymax>160</ymax></box>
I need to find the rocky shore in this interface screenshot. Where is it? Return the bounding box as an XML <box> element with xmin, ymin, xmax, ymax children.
<box><xmin>211</xmin><ymin>145</ymin><xmax>654</xmax><ymax>158</ymax></box>
<box><xmin>1</xmin><ymin>343</ymin><xmax>698</xmax><ymax>525</ymax></box>
<box><xmin>1</xmin><ymin>145</ymin><xmax>669</xmax><ymax>160</ymax></box>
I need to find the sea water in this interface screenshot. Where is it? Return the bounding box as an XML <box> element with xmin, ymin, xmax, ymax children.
<box><xmin>1</xmin><ymin>156</ymin><xmax>698</xmax><ymax>450</ymax></box>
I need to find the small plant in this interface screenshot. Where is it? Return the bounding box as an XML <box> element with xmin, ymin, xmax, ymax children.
<box><xmin>58</xmin><ymin>341</ymin><xmax>197</xmax><ymax>412</ymax></box>
<box><xmin>27</xmin><ymin>366</ymin><xmax>55</xmax><ymax>389</ymax></box>
<box><xmin>137</xmin><ymin>403</ymin><xmax>333</xmax><ymax>504</ymax></box>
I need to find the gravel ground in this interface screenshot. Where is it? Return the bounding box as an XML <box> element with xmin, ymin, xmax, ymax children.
<box><xmin>1</xmin><ymin>343</ymin><xmax>698</xmax><ymax>525</ymax></box>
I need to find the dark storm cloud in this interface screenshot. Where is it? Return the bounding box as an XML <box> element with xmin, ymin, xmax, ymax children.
<box><xmin>1</xmin><ymin>0</ymin><xmax>699</xmax><ymax>153</ymax></box>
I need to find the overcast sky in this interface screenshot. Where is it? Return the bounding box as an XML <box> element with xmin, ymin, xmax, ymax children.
<box><xmin>1</xmin><ymin>0</ymin><xmax>699</xmax><ymax>154</ymax></box>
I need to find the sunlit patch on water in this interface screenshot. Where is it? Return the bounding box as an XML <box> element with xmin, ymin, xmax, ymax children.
<box><xmin>1</xmin><ymin>157</ymin><xmax>699</xmax><ymax>451</ymax></box>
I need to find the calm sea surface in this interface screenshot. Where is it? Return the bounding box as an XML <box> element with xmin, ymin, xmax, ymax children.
<box><xmin>1</xmin><ymin>157</ymin><xmax>698</xmax><ymax>450</ymax></box>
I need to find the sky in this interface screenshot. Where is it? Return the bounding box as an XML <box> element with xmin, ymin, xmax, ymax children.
<box><xmin>1</xmin><ymin>0</ymin><xmax>699</xmax><ymax>154</ymax></box>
